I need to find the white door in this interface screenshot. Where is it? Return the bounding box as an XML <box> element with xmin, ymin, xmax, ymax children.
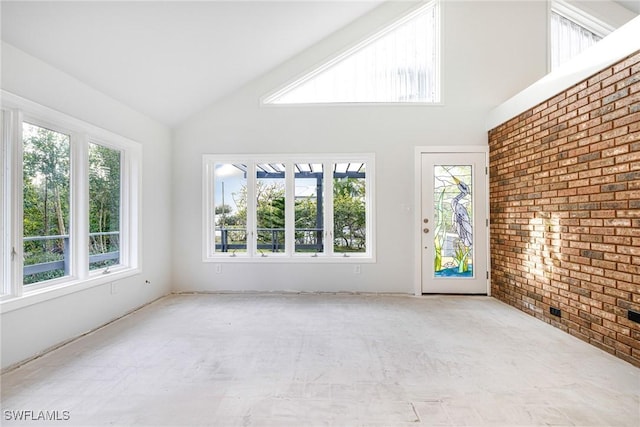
<box><xmin>420</xmin><ymin>152</ymin><xmax>488</xmax><ymax>294</ymax></box>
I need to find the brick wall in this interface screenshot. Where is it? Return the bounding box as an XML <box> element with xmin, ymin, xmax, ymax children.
<box><xmin>488</xmin><ymin>50</ymin><xmax>640</xmax><ymax>367</ymax></box>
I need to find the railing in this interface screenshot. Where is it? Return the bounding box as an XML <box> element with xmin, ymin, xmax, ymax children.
<box><xmin>23</xmin><ymin>232</ymin><xmax>120</xmax><ymax>277</ymax></box>
<box><xmin>216</xmin><ymin>227</ymin><xmax>324</xmax><ymax>252</ymax></box>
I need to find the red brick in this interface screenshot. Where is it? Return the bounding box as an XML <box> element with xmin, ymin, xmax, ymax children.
<box><xmin>489</xmin><ymin>50</ymin><xmax>640</xmax><ymax>367</ymax></box>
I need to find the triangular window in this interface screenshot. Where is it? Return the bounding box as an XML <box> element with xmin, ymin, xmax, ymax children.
<box><xmin>263</xmin><ymin>1</ymin><xmax>440</xmax><ymax>105</ymax></box>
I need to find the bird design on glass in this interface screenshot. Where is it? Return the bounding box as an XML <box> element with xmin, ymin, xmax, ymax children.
<box><xmin>451</xmin><ymin>176</ymin><xmax>472</xmax><ymax>248</ymax></box>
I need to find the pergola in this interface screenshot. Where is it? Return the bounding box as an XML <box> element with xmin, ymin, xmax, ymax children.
<box><xmin>218</xmin><ymin>162</ymin><xmax>365</xmax><ymax>252</ymax></box>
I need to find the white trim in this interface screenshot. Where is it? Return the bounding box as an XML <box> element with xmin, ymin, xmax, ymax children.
<box><xmin>551</xmin><ymin>0</ymin><xmax>614</xmax><ymax>38</ymax></box>
<box><xmin>1</xmin><ymin>110</ymin><xmax>21</xmax><ymax>296</ymax></box>
<box><xmin>2</xmin><ymin>92</ymin><xmax>140</xmax><ymax>150</ymax></box>
<box><xmin>9</xmin><ymin>110</ymin><xmax>24</xmax><ymax>298</ymax></box>
<box><xmin>484</xmin><ymin>149</ymin><xmax>490</xmax><ymax>297</ymax></box>
<box><xmin>75</xmin><ymin>135</ymin><xmax>90</xmax><ymax>279</ymax></box>
<box><xmin>202</xmin><ymin>157</ymin><xmax>212</xmax><ymax>261</ymax></box>
<box><xmin>0</xmin><ymin>111</ymin><xmax>5</xmax><ymax>296</ymax></box>
<box><xmin>285</xmin><ymin>162</ymin><xmax>295</xmax><ymax>256</ymax></box>
<box><xmin>413</xmin><ymin>145</ymin><xmax>490</xmax><ymax>296</ymax></box>
<box><xmin>246</xmin><ymin>162</ymin><xmax>257</xmax><ymax>258</ymax></box>
<box><xmin>261</xmin><ymin>102</ymin><xmax>446</xmax><ymax>109</ymax></box>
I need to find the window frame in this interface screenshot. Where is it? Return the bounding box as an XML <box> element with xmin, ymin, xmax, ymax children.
<box><xmin>20</xmin><ymin>116</ymin><xmax>76</xmax><ymax>291</ymax></box>
<box><xmin>203</xmin><ymin>153</ymin><xmax>376</xmax><ymax>263</ymax></box>
<box><xmin>549</xmin><ymin>0</ymin><xmax>614</xmax><ymax>71</ymax></box>
<box><xmin>261</xmin><ymin>0</ymin><xmax>441</xmax><ymax>106</ymax></box>
<box><xmin>0</xmin><ymin>91</ymin><xmax>142</xmax><ymax>312</ymax></box>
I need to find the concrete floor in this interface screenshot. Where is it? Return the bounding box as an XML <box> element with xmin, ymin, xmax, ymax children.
<box><xmin>1</xmin><ymin>293</ymin><xmax>638</xmax><ymax>427</ymax></box>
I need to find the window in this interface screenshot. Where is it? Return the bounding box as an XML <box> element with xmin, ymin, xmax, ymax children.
<box><xmin>256</xmin><ymin>163</ymin><xmax>286</xmax><ymax>254</ymax></box>
<box><xmin>550</xmin><ymin>0</ymin><xmax>613</xmax><ymax>70</ymax></box>
<box><xmin>88</xmin><ymin>143</ymin><xmax>121</xmax><ymax>271</ymax></box>
<box><xmin>22</xmin><ymin>123</ymin><xmax>71</xmax><ymax>285</ymax></box>
<box><xmin>212</xmin><ymin>162</ymin><xmax>247</xmax><ymax>255</ymax></box>
<box><xmin>203</xmin><ymin>155</ymin><xmax>375</xmax><ymax>261</ymax></box>
<box><xmin>294</xmin><ymin>163</ymin><xmax>324</xmax><ymax>254</ymax></box>
<box><xmin>263</xmin><ymin>1</ymin><xmax>440</xmax><ymax>104</ymax></box>
<box><xmin>333</xmin><ymin>163</ymin><xmax>367</xmax><ymax>254</ymax></box>
<box><xmin>1</xmin><ymin>91</ymin><xmax>141</xmax><ymax>304</ymax></box>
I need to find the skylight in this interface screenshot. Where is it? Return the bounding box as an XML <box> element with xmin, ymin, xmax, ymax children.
<box><xmin>264</xmin><ymin>1</ymin><xmax>440</xmax><ymax>105</ymax></box>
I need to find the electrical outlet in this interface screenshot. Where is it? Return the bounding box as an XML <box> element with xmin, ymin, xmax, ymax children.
<box><xmin>354</xmin><ymin>265</ymin><xmax>361</xmax><ymax>274</ymax></box>
<box><xmin>110</xmin><ymin>283</ymin><xmax>117</xmax><ymax>295</ymax></box>
<box><xmin>550</xmin><ymin>307</ymin><xmax>561</xmax><ymax>317</ymax></box>
<box><xmin>215</xmin><ymin>264</ymin><xmax>222</xmax><ymax>274</ymax></box>
<box><xmin>628</xmin><ymin>310</ymin><xmax>640</xmax><ymax>324</ymax></box>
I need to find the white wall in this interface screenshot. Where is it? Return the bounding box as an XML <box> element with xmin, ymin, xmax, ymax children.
<box><xmin>1</xmin><ymin>43</ymin><xmax>173</xmax><ymax>369</ymax></box>
<box><xmin>171</xmin><ymin>1</ymin><xmax>548</xmax><ymax>293</ymax></box>
<box><xmin>488</xmin><ymin>14</ymin><xmax>640</xmax><ymax>130</ymax></box>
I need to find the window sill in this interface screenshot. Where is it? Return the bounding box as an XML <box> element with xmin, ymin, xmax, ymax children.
<box><xmin>0</xmin><ymin>267</ymin><xmax>140</xmax><ymax>314</ymax></box>
<box><xmin>260</xmin><ymin>101</ymin><xmax>445</xmax><ymax>108</ymax></box>
<box><xmin>203</xmin><ymin>255</ymin><xmax>375</xmax><ymax>263</ymax></box>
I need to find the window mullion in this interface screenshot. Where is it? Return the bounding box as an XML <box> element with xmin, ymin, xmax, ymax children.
<box><xmin>119</xmin><ymin>150</ymin><xmax>130</xmax><ymax>267</ymax></box>
<box><xmin>285</xmin><ymin>162</ymin><xmax>295</xmax><ymax>256</ymax></box>
<box><xmin>73</xmin><ymin>133</ymin><xmax>89</xmax><ymax>280</ymax></box>
<box><xmin>247</xmin><ymin>162</ymin><xmax>257</xmax><ymax>258</ymax></box>
<box><xmin>367</xmin><ymin>160</ymin><xmax>375</xmax><ymax>259</ymax></box>
<box><xmin>124</xmin><ymin>147</ymin><xmax>142</xmax><ymax>269</ymax></box>
<box><xmin>324</xmin><ymin>161</ymin><xmax>334</xmax><ymax>257</ymax></box>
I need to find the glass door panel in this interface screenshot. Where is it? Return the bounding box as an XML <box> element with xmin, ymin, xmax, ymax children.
<box><xmin>421</xmin><ymin>152</ymin><xmax>487</xmax><ymax>294</ymax></box>
<box><xmin>433</xmin><ymin>165</ymin><xmax>473</xmax><ymax>278</ymax></box>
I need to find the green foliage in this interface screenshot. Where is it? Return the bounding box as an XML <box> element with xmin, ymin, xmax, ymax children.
<box><xmin>23</xmin><ymin>181</ymin><xmax>44</xmax><ymax>241</ymax></box>
<box><xmin>333</xmin><ymin>177</ymin><xmax>366</xmax><ymax>252</ymax></box>
<box><xmin>22</xmin><ymin>124</ymin><xmax>70</xmax><ymax>239</ymax></box>
<box><xmin>293</xmin><ymin>195</ymin><xmax>319</xmax><ymax>251</ymax></box>
<box><xmin>219</xmin><ymin>176</ymin><xmax>367</xmax><ymax>253</ymax></box>
<box><xmin>89</xmin><ymin>144</ymin><xmax>120</xmax><ymax>233</ymax></box>
<box><xmin>22</xmin><ymin>132</ymin><xmax>122</xmax><ymax>283</ymax></box>
<box><xmin>215</xmin><ymin>204</ymin><xmax>232</xmax><ymax>215</ymax></box>
<box><xmin>24</xmin><ymin>269</ymin><xmax>65</xmax><ymax>285</ymax></box>
<box><xmin>454</xmin><ymin>241</ymin><xmax>470</xmax><ymax>273</ymax></box>
<box><xmin>22</xmin><ymin>124</ymin><xmax>70</xmax><ymax>283</ymax></box>
<box><xmin>255</xmin><ymin>182</ymin><xmax>285</xmax><ymax>251</ymax></box>
<box><xmin>294</xmin><ymin>197</ymin><xmax>317</xmax><ymax>228</ymax></box>
<box><xmin>88</xmin><ymin>144</ymin><xmax>121</xmax><ymax>269</ymax></box>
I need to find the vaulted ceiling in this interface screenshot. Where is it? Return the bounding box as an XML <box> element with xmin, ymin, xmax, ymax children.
<box><xmin>1</xmin><ymin>1</ymin><xmax>383</xmax><ymax>127</ymax></box>
<box><xmin>2</xmin><ymin>1</ymin><xmax>638</xmax><ymax>128</ymax></box>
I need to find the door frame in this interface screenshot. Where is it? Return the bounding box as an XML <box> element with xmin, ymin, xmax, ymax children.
<box><xmin>414</xmin><ymin>146</ymin><xmax>490</xmax><ymax>296</ymax></box>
